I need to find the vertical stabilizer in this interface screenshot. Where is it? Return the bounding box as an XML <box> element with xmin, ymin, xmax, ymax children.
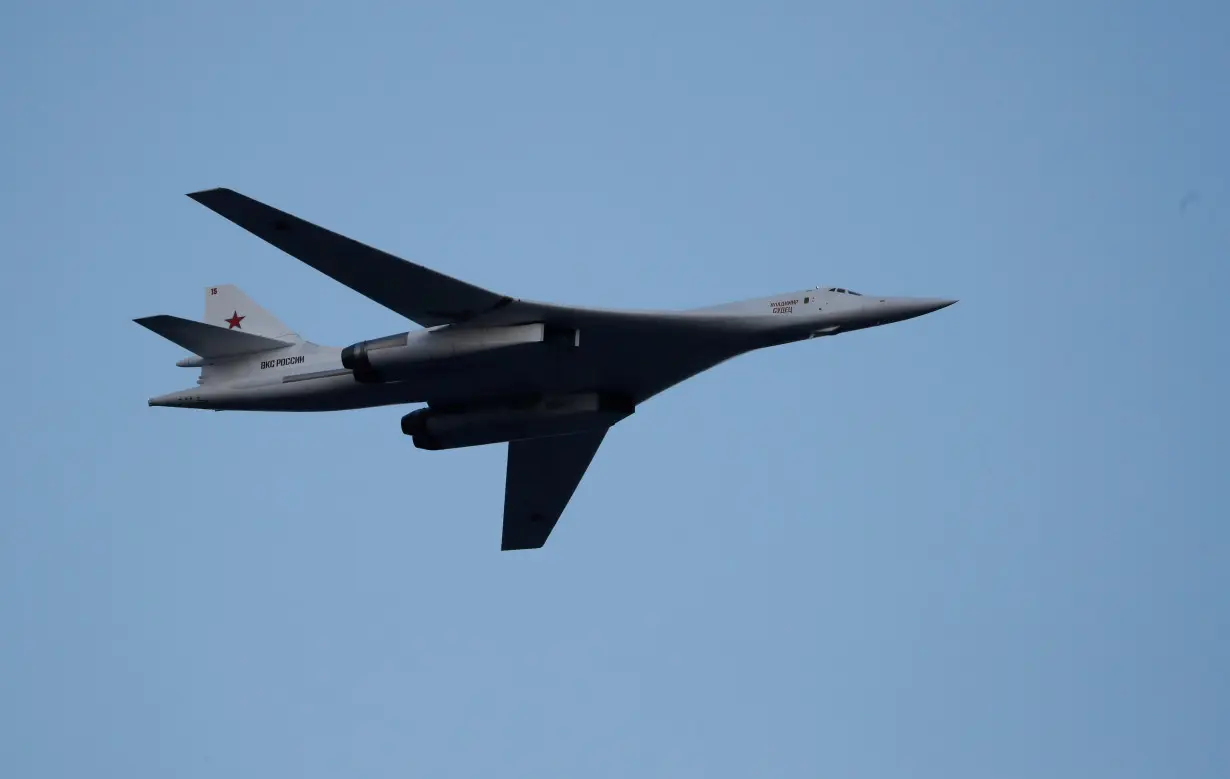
<box><xmin>204</xmin><ymin>284</ymin><xmax>299</xmax><ymax>341</ymax></box>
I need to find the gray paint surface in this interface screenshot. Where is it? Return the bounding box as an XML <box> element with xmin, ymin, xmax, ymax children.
<box><xmin>138</xmin><ymin>189</ymin><xmax>955</xmax><ymax>549</ymax></box>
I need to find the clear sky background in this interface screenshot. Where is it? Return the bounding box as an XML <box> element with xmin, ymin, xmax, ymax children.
<box><xmin>2</xmin><ymin>2</ymin><xmax>1228</xmax><ymax>777</ymax></box>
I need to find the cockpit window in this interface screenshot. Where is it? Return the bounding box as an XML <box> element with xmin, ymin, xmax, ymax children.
<box><xmin>826</xmin><ymin>288</ymin><xmax>862</xmax><ymax>296</ymax></box>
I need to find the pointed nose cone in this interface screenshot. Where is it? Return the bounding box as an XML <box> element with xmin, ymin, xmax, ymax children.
<box><xmin>910</xmin><ymin>298</ymin><xmax>958</xmax><ymax>316</ymax></box>
<box><xmin>863</xmin><ymin>296</ymin><xmax>957</xmax><ymax>328</ymax></box>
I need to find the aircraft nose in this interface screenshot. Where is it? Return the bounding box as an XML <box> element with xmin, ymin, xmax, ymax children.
<box><xmin>905</xmin><ymin>297</ymin><xmax>958</xmax><ymax>316</ymax></box>
<box><xmin>869</xmin><ymin>296</ymin><xmax>957</xmax><ymax>325</ymax></box>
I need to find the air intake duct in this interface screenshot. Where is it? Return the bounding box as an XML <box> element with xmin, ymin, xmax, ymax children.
<box><xmin>341</xmin><ymin>323</ymin><xmax>567</xmax><ymax>384</ymax></box>
<box><xmin>401</xmin><ymin>393</ymin><xmax>634</xmax><ymax>450</ymax></box>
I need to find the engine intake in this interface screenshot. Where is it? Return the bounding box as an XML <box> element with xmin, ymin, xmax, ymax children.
<box><xmin>401</xmin><ymin>393</ymin><xmax>634</xmax><ymax>450</ymax></box>
<box><xmin>341</xmin><ymin>323</ymin><xmax>576</xmax><ymax>383</ymax></box>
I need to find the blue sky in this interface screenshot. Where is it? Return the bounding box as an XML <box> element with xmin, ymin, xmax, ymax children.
<box><xmin>2</xmin><ymin>1</ymin><xmax>1227</xmax><ymax>777</ymax></box>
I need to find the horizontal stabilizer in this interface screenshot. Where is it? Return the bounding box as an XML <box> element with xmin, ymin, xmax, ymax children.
<box><xmin>134</xmin><ymin>315</ymin><xmax>294</xmax><ymax>359</ymax></box>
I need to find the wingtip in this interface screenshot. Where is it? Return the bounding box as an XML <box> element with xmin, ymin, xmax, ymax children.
<box><xmin>500</xmin><ymin>540</ymin><xmax>546</xmax><ymax>552</ymax></box>
<box><xmin>185</xmin><ymin>187</ymin><xmax>231</xmax><ymax>202</ymax></box>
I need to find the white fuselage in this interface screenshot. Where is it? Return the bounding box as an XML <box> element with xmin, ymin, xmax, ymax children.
<box><xmin>149</xmin><ymin>290</ymin><xmax>954</xmax><ymax>412</ymax></box>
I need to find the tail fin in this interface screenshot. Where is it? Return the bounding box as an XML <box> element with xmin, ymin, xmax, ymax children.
<box><xmin>204</xmin><ymin>284</ymin><xmax>299</xmax><ymax>341</ymax></box>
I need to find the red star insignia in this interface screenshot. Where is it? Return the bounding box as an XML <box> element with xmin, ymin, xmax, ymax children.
<box><xmin>225</xmin><ymin>311</ymin><xmax>245</xmax><ymax>329</ymax></box>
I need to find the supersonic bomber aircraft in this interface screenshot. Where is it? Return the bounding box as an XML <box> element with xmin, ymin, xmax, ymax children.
<box><xmin>137</xmin><ymin>188</ymin><xmax>957</xmax><ymax>550</ymax></box>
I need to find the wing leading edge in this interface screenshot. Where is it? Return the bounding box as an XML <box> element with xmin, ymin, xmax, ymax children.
<box><xmin>502</xmin><ymin>428</ymin><xmax>608</xmax><ymax>550</ymax></box>
<box><xmin>186</xmin><ymin>188</ymin><xmax>514</xmax><ymax>328</ymax></box>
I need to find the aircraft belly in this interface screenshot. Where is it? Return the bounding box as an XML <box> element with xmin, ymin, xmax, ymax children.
<box><xmin>410</xmin><ymin>329</ymin><xmax>739</xmax><ymax>406</ymax></box>
<box><xmin>201</xmin><ymin>328</ymin><xmax>742</xmax><ymax>412</ymax></box>
<box><xmin>407</xmin><ymin>331</ymin><xmax>731</xmax><ymax>407</ymax></box>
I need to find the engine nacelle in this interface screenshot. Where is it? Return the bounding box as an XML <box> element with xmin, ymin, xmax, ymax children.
<box><xmin>342</xmin><ymin>323</ymin><xmax>574</xmax><ymax>383</ymax></box>
<box><xmin>400</xmin><ymin>393</ymin><xmax>634</xmax><ymax>450</ymax></box>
